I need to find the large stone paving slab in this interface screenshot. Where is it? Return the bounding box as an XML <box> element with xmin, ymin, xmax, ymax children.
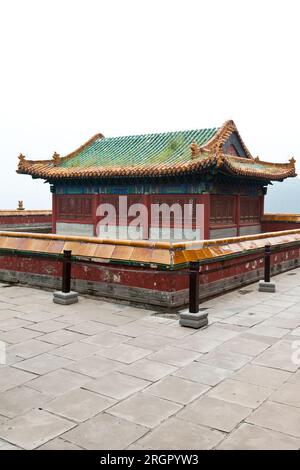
<box><xmin>8</xmin><ymin>339</ymin><xmax>55</xmax><ymax>359</ymax></box>
<box><xmin>0</xmin><ymin>409</ymin><xmax>76</xmax><ymax>450</ymax></box>
<box><xmin>119</xmin><ymin>359</ymin><xmax>177</xmax><ymax>382</ymax></box>
<box><xmin>214</xmin><ymin>336</ymin><xmax>270</xmax><ymax>357</ymax></box>
<box><xmin>13</xmin><ymin>353</ymin><xmax>73</xmax><ymax>375</ymax></box>
<box><xmin>44</xmin><ymin>388</ymin><xmax>116</xmax><ymax>422</ymax></box>
<box><xmin>0</xmin><ymin>328</ymin><xmax>42</xmax><ymax>344</ymax></box>
<box><xmin>253</xmin><ymin>340</ymin><xmax>299</xmax><ymax>372</ymax></box>
<box><xmin>177</xmin><ymin>396</ymin><xmax>252</xmax><ymax>432</ymax></box>
<box><xmin>82</xmin><ymin>331</ymin><xmax>129</xmax><ymax>347</ymax></box>
<box><xmin>269</xmin><ymin>382</ymin><xmax>300</xmax><ymax>408</ymax></box>
<box><xmin>40</xmin><ymin>330</ymin><xmax>88</xmax><ymax>346</ymax></box>
<box><xmin>147</xmin><ymin>346</ymin><xmax>201</xmax><ymax>367</ymax></box>
<box><xmin>108</xmin><ymin>392</ymin><xmax>182</xmax><ymax>428</ymax></box>
<box><xmin>197</xmin><ymin>349</ymin><xmax>252</xmax><ymax>371</ymax></box>
<box><xmin>62</xmin><ymin>413</ymin><xmax>148</xmax><ymax>449</ymax></box>
<box><xmin>27</xmin><ymin>368</ymin><xmax>91</xmax><ymax>395</ymax></box>
<box><xmin>207</xmin><ymin>379</ymin><xmax>273</xmax><ymax>408</ymax></box>
<box><xmin>174</xmin><ymin>362</ymin><xmax>232</xmax><ymax>386</ymax></box>
<box><xmin>247</xmin><ymin>324</ymin><xmax>289</xmax><ymax>339</ymax></box>
<box><xmin>65</xmin><ymin>321</ymin><xmax>109</xmax><ymax>336</ymax></box>
<box><xmin>84</xmin><ymin>372</ymin><xmax>151</xmax><ymax>400</ymax></box>
<box><xmin>246</xmin><ymin>401</ymin><xmax>300</xmax><ymax>437</ymax></box>
<box><xmin>175</xmin><ymin>335</ymin><xmax>222</xmax><ymax>353</ymax></box>
<box><xmin>51</xmin><ymin>341</ymin><xmax>101</xmax><ymax>361</ymax></box>
<box><xmin>66</xmin><ymin>355</ymin><xmax>123</xmax><ymax>378</ymax></box>
<box><xmin>145</xmin><ymin>376</ymin><xmax>210</xmax><ymax>405</ymax></box>
<box><xmin>0</xmin><ymin>385</ymin><xmax>52</xmax><ymax>418</ymax></box>
<box><xmin>231</xmin><ymin>364</ymin><xmax>291</xmax><ymax>389</ymax></box>
<box><xmin>0</xmin><ymin>317</ymin><xmax>34</xmax><ymax>331</ymax></box>
<box><xmin>125</xmin><ymin>333</ymin><xmax>177</xmax><ymax>351</ymax></box>
<box><xmin>136</xmin><ymin>417</ymin><xmax>224</xmax><ymax>450</ymax></box>
<box><xmin>217</xmin><ymin>423</ymin><xmax>300</xmax><ymax>450</ymax></box>
<box><xmin>37</xmin><ymin>437</ymin><xmax>83</xmax><ymax>450</ymax></box>
<box><xmin>95</xmin><ymin>343</ymin><xmax>152</xmax><ymax>364</ymax></box>
<box><xmin>0</xmin><ymin>367</ymin><xmax>36</xmax><ymax>392</ymax></box>
<box><xmin>28</xmin><ymin>320</ymin><xmax>71</xmax><ymax>333</ymax></box>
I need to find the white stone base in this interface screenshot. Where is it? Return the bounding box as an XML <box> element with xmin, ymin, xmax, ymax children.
<box><xmin>53</xmin><ymin>291</ymin><xmax>79</xmax><ymax>305</ymax></box>
<box><xmin>258</xmin><ymin>280</ymin><xmax>276</xmax><ymax>293</ymax></box>
<box><xmin>179</xmin><ymin>311</ymin><xmax>208</xmax><ymax>329</ymax></box>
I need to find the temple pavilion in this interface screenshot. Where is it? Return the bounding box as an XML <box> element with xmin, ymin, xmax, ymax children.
<box><xmin>17</xmin><ymin>120</ymin><xmax>296</xmax><ymax>240</ymax></box>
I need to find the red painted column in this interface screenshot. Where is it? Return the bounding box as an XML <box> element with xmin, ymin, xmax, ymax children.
<box><xmin>236</xmin><ymin>194</ymin><xmax>241</xmax><ymax>236</ymax></box>
<box><xmin>52</xmin><ymin>194</ymin><xmax>57</xmax><ymax>234</ymax></box>
<box><xmin>260</xmin><ymin>194</ymin><xmax>265</xmax><ymax>219</ymax></box>
<box><xmin>143</xmin><ymin>194</ymin><xmax>150</xmax><ymax>239</ymax></box>
<box><xmin>92</xmin><ymin>194</ymin><xmax>98</xmax><ymax>237</ymax></box>
<box><xmin>202</xmin><ymin>194</ymin><xmax>210</xmax><ymax>240</ymax></box>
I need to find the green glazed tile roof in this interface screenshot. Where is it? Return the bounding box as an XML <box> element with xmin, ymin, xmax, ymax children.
<box><xmin>60</xmin><ymin>128</ymin><xmax>218</xmax><ymax>169</ymax></box>
<box><xmin>17</xmin><ymin>120</ymin><xmax>297</xmax><ymax>181</ymax></box>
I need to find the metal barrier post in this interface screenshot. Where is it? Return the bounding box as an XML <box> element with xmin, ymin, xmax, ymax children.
<box><xmin>62</xmin><ymin>250</ymin><xmax>72</xmax><ymax>293</ymax></box>
<box><xmin>53</xmin><ymin>250</ymin><xmax>79</xmax><ymax>304</ymax></box>
<box><xmin>258</xmin><ymin>244</ymin><xmax>276</xmax><ymax>293</ymax></box>
<box><xmin>179</xmin><ymin>261</ymin><xmax>208</xmax><ymax>329</ymax></box>
<box><xmin>189</xmin><ymin>261</ymin><xmax>200</xmax><ymax>313</ymax></box>
<box><xmin>264</xmin><ymin>244</ymin><xmax>271</xmax><ymax>283</ymax></box>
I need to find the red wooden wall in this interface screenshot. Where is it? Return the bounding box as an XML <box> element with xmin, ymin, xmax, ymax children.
<box><xmin>53</xmin><ymin>193</ymin><xmax>263</xmax><ymax>239</ymax></box>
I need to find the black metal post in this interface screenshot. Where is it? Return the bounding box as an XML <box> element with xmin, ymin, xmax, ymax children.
<box><xmin>264</xmin><ymin>244</ymin><xmax>271</xmax><ymax>283</ymax></box>
<box><xmin>189</xmin><ymin>261</ymin><xmax>200</xmax><ymax>313</ymax></box>
<box><xmin>62</xmin><ymin>250</ymin><xmax>72</xmax><ymax>293</ymax></box>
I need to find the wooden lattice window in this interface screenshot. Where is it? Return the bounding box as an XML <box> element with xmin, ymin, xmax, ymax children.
<box><xmin>210</xmin><ymin>195</ymin><xmax>235</xmax><ymax>225</ymax></box>
<box><xmin>240</xmin><ymin>196</ymin><xmax>260</xmax><ymax>224</ymax></box>
<box><xmin>57</xmin><ymin>196</ymin><xmax>93</xmax><ymax>219</ymax></box>
<box><xmin>150</xmin><ymin>195</ymin><xmax>198</xmax><ymax>228</ymax></box>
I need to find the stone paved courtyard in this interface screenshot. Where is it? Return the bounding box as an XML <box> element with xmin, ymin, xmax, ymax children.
<box><xmin>0</xmin><ymin>270</ymin><xmax>300</xmax><ymax>450</ymax></box>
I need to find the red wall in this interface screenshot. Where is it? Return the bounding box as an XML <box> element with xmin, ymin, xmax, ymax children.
<box><xmin>0</xmin><ymin>213</ymin><xmax>52</xmax><ymax>226</ymax></box>
<box><xmin>262</xmin><ymin>221</ymin><xmax>300</xmax><ymax>233</ymax></box>
<box><xmin>54</xmin><ymin>194</ymin><xmax>211</xmax><ymax>239</ymax></box>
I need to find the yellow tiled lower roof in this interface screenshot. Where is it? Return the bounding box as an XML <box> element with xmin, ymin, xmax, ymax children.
<box><xmin>0</xmin><ymin>210</ymin><xmax>51</xmax><ymax>216</ymax></box>
<box><xmin>262</xmin><ymin>213</ymin><xmax>300</xmax><ymax>223</ymax></box>
<box><xmin>1</xmin><ymin>229</ymin><xmax>300</xmax><ymax>268</ymax></box>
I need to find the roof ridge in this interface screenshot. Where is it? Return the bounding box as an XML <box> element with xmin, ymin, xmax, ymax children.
<box><xmin>96</xmin><ymin>126</ymin><xmax>219</xmax><ymax>141</ymax></box>
<box><xmin>60</xmin><ymin>133</ymin><xmax>104</xmax><ymax>164</ymax></box>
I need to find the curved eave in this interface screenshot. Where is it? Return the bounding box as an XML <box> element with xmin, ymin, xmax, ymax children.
<box><xmin>17</xmin><ymin>153</ymin><xmax>296</xmax><ymax>182</ymax></box>
<box><xmin>220</xmin><ymin>155</ymin><xmax>297</xmax><ymax>181</ymax></box>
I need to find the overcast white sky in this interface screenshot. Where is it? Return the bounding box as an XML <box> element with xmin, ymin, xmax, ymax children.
<box><xmin>0</xmin><ymin>0</ymin><xmax>299</xmax><ymax>210</ymax></box>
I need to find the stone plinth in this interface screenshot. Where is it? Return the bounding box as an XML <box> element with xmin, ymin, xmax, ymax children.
<box><xmin>179</xmin><ymin>311</ymin><xmax>208</xmax><ymax>329</ymax></box>
<box><xmin>53</xmin><ymin>291</ymin><xmax>78</xmax><ymax>305</ymax></box>
<box><xmin>258</xmin><ymin>281</ymin><xmax>276</xmax><ymax>293</ymax></box>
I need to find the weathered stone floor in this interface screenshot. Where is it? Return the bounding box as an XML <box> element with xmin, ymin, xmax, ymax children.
<box><xmin>0</xmin><ymin>269</ymin><xmax>300</xmax><ymax>450</ymax></box>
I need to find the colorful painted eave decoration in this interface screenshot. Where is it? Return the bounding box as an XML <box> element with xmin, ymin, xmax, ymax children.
<box><xmin>16</xmin><ymin>120</ymin><xmax>296</xmax><ymax>182</ymax></box>
<box><xmin>1</xmin><ymin>229</ymin><xmax>300</xmax><ymax>269</ymax></box>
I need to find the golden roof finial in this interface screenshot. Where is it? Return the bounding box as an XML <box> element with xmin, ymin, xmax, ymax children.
<box><xmin>17</xmin><ymin>200</ymin><xmax>25</xmax><ymax>211</ymax></box>
<box><xmin>52</xmin><ymin>152</ymin><xmax>60</xmax><ymax>166</ymax></box>
<box><xmin>190</xmin><ymin>142</ymin><xmax>200</xmax><ymax>159</ymax></box>
<box><xmin>18</xmin><ymin>153</ymin><xmax>26</xmax><ymax>164</ymax></box>
<box><xmin>289</xmin><ymin>157</ymin><xmax>296</xmax><ymax>166</ymax></box>
<box><xmin>255</xmin><ymin>156</ymin><xmax>260</xmax><ymax>162</ymax></box>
